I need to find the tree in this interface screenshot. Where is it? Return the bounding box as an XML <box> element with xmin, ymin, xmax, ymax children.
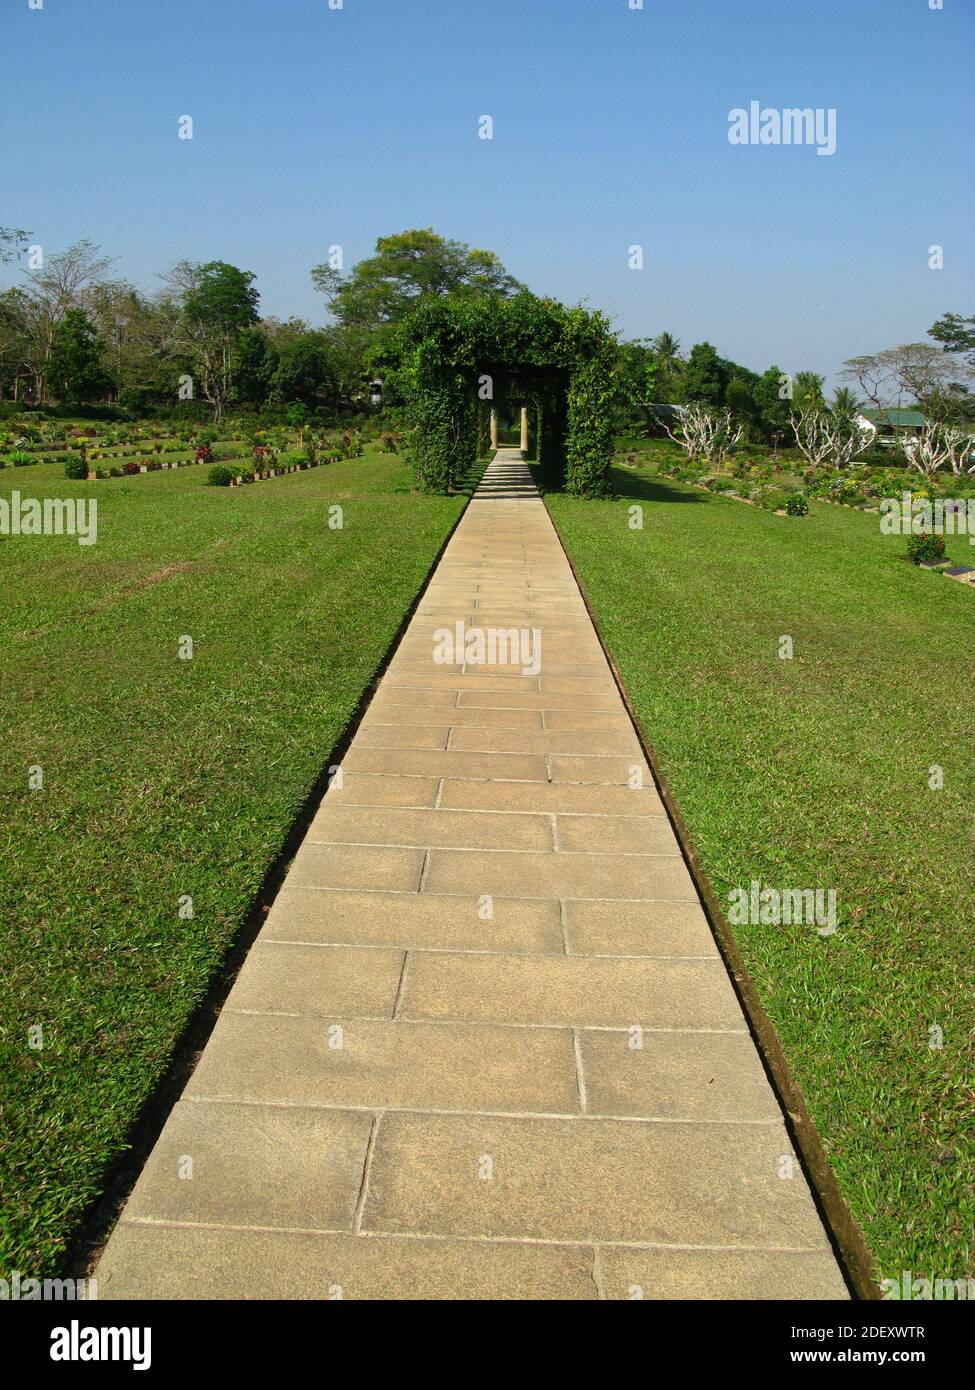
<box><xmin>312</xmin><ymin>228</ymin><xmax>525</xmax><ymax>331</ymax></box>
<box><xmin>831</xmin><ymin>386</ymin><xmax>860</xmax><ymax>414</ymax></box>
<box><xmin>232</xmin><ymin>326</ymin><xmax>278</xmax><ymax>407</ymax></box>
<box><xmin>46</xmin><ymin>307</ymin><xmax>111</xmax><ymax>403</ymax></box>
<box><xmin>662</xmin><ymin>403</ymin><xmax>743</xmax><ymax>465</ymax></box>
<box><xmin>793</xmin><ymin>370</ymin><xmax>826</xmax><ymax>414</ymax></box>
<box><xmin>615</xmin><ymin>338</ymin><xmax>657</xmax><ymax>431</ymax></box>
<box><xmin>929</xmin><ymin>311</ymin><xmax>975</xmax><ymax>369</ymax></box>
<box><xmin>167</xmin><ymin>261</ymin><xmax>260</xmax><ymax>420</ymax></box>
<box><xmin>0</xmin><ymin>288</ymin><xmax>33</xmax><ymax>401</ymax></box>
<box><xmin>677</xmin><ymin>342</ymin><xmax>729</xmax><ymax>406</ymax></box>
<box><xmin>651</xmin><ymin>331</ymin><xmax>683</xmax><ymax>400</ymax></box>
<box><xmin>725</xmin><ymin>376</ymin><xmax>758</xmax><ymax>429</ymax></box>
<box><xmin>270</xmin><ymin>332</ymin><xmax>338</xmax><ymax>407</ymax></box>
<box><xmin>901</xmin><ymin>421</ymin><xmax>973</xmax><ymax>478</ymax></box>
<box><xmin>840</xmin><ymin>343</ymin><xmax>973</xmax><ymax>421</ymax></box>
<box><xmin>791</xmin><ymin>409</ymin><xmax>873</xmax><ymax>469</ymax></box>
<box><xmin>0</xmin><ymin>227</ymin><xmax>30</xmax><ymax>263</ymax></box>
<box><xmin>85</xmin><ymin>281</ymin><xmax>157</xmax><ymax>401</ymax></box>
<box><xmin>18</xmin><ymin>240</ymin><xmax>115</xmax><ymax>400</ymax></box>
<box><xmin>321</xmin><ymin>323</ymin><xmax>373</xmax><ymax>409</ymax></box>
<box><xmin>752</xmin><ymin>365</ymin><xmax>793</xmax><ymax>439</ymax></box>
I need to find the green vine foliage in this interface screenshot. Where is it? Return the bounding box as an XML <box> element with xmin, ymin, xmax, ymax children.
<box><xmin>564</xmin><ymin>307</ymin><xmax>617</xmax><ymax>498</ymax></box>
<box><xmin>377</xmin><ymin>293</ymin><xmax>617</xmax><ymax>496</ymax></box>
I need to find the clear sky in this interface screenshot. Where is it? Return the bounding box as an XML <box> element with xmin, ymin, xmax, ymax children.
<box><xmin>2</xmin><ymin>0</ymin><xmax>972</xmax><ymax>388</ymax></box>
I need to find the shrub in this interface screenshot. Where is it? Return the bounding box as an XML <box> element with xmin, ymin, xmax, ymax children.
<box><xmin>282</xmin><ymin>450</ymin><xmax>310</xmax><ymax>468</ymax></box>
<box><xmin>785</xmin><ymin>492</ymin><xmax>809</xmax><ymax>516</ymax></box>
<box><xmin>341</xmin><ymin>429</ymin><xmax>363</xmax><ymax>459</ymax></box>
<box><xmin>707</xmin><ymin>475</ymin><xmax>738</xmax><ymax>493</ymax></box>
<box><xmin>64</xmin><ymin>457</ymin><xmax>89</xmax><ymax>480</ymax></box>
<box><xmin>759</xmin><ymin>487</ymin><xmax>791</xmax><ymax>511</ymax></box>
<box><xmin>907</xmin><ymin>532</ymin><xmax>946</xmax><ymax>566</ymax></box>
<box><xmin>379</xmin><ymin>431</ymin><xmax>398</xmax><ymax>453</ymax></box>
<box><xmin>205</xmin><ymin>465</ymin><xmax>234</xmax><ymax>487</ymax></box>
<box><xmin>9</xmin><ymin>450</ymin><xmax>34</xmax><ymax>467</ymax></box>
<box><xmin>196</xmin><ymin>445</ymin><xmax>215</xmax><ymax>464</ymax></box>
<box><xmin>122</xmin><ymin>460</ymin><xmax>140</xmax><ymax>475</ymax></box>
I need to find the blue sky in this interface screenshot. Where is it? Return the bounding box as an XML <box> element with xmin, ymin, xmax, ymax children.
<box><xmin>2</xmin><ymin>0</ymin><xmax>972</xmax><ymax>388</ymax></box>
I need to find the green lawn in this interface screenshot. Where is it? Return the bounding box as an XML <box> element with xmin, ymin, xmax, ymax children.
<box><xmin>545</xmin><ymin>464</ymin><xmax>974</xmax><ymax>1284</ymax></box>
<box><xmin>0</xmin><ymin>449</ymin><xmax>466</xmax><ymax>1277</ymax></box>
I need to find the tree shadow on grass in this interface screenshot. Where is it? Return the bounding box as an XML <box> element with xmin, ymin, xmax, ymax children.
<box><xmin>450</xmin><ymin>458</ymin><xmax>490</xmax><ymax>498</ymax></box>
<box><xmin>529</xmin><ymin>460</ymin><xmax>707</xmax><ymax>505</ymax></box>
<box><xmin>608</xmin><ymin>467</ymin><xmax>708</xmax><ymax>504</ymax></box>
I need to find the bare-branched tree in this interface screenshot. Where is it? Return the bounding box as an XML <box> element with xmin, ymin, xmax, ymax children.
<box><xmin>791</xmin><ymin>409</ymin><xmax>873</xmax><ymax>469</ymax></box>
<box><xmin>662</xmin><ymin>403</ymin><xmax>743</xmax><ymax>465</ymax></box>
<box><xmin>901</xmin><ymin>421</ymin><xmax>974</xmax><ymax>478</ymax></box>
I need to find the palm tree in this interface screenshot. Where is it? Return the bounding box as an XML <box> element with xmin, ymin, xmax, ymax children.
<box><xmin>652</xmin><ymin>331</ymin><xmax>683</xmax><ymax>403</ymax></box>
<box><xmin>652</xmin><ymin>331</ymin><xmax>682</xmax><ymax>374</ymax></box>
<box><xmin>831</xmin><ymin>386</ymin><xmax>860</xmax><ymax>415</ymax></box>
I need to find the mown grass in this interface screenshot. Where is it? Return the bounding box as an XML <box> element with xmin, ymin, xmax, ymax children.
<box><xmin>0</xmin><ymin>449</ymin><xmax>466</xmax><ymax>1277</ymax></box>
<box><xmin>545</xmin><ymin>464</ymin><xmax>974</xmax><ymax>1284</ymax></box>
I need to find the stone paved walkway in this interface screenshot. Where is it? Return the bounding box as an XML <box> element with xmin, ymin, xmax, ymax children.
<box><xmin>97</xmin><ymin>451</ymin><xmax>847</xmax><ymax>1300</ymax></box>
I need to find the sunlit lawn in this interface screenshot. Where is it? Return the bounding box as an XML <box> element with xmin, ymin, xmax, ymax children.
<box><xmin>546</xmin><ymin>462</ymin><xmax>974</xmax><ymax>1283</ymax></box>
<box><xmin>0</xmin><ymin>449</ymin><xmax>466</xmax><ymax>1276</ymax></box>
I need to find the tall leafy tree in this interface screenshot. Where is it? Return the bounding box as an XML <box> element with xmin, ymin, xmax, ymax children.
<box><xmin>725</xmin><ymin>375</ymin><xmax>758</xmax><ymax>428</ymax></box>
<box><xmin>271</xmin><ymin>332</ymin><xmax>338</xmax><ymax>406</ymax></box>
<box><xmin>929</xmin><ymin>311</ymin><xmax>975</xmax><ymax>370</ymax></box>
<box><xmin>18</xmin><ymin>240</ymin><xmax>114</xmax><ymax>399</ymax></box>
<box><xmin>312</xmin><ymin>228</ymin><xmax>525</xmax><ymax>331</ymax></box>
<box><xmin>0</xmin><ymin>288</ymin><xmax>33</xmax><ymax>401</ymax></box>
<box><xmin>232</xmin><ymin>326</ymin><xmax>279</xmax><ymax>407</ymax></box>
<box><xmin>752</xmin><ymin>365</ymin><xmax>793</xmax><ymax>438</ymax></box>
<box><xmin>678</xmin><ymin>342</ymin><xmax>729</xmax><ymax>405</ymax></box>
<box><xmin>793</xmin><ymin>370</ymin><xmax>826</xmax><ymax>414</ymax></box>
<box><xmin>46</xmin><ymin>307</ymin><xmax>111</xmax><ymax>403</ymax></box>
<box><xmin>168</xmin><ymin>261</ymin><xmax>260</xmax><ymax>420</ymax></box>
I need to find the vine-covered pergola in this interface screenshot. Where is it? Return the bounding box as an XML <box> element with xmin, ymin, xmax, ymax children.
<box><xmin>377</xmin><ymin>292</ymin><xmax>618</xmax><ymax>497</ymax></box>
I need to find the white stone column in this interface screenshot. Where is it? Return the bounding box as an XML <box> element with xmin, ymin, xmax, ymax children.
<box><xmin>520</xmin><ymin>406</ymin><xmax>529</xmax><ymax>452</ymax></box>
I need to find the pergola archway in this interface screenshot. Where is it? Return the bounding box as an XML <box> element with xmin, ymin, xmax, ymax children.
<box><xmin>378</xmin><ymin>292</ymin><xmax>617</xmax><ymax>497</ymax></box>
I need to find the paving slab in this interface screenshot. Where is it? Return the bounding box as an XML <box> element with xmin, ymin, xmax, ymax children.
<box><xmin>97</xmin><ymin>1224</ymin><xmax>597</xmax><ymax>1300</ymax></box>
<box><xmin>122</xmin><ymin>1100</ymin><xmax>372</xmax><ymax>1230</ymax></box>
<box><xmin>564</xmin><ymin>898</ymin><xmax>718</xmax><ymax>957</ymax></box>
<box><xmin>228</xmin><ymin>942</ymin><xmax>405</xmax><ymax>1018</ymax></box>
<box><xmin>422</xmin><ymin>847</ymin><xmax>696</xmax><ymax>901</ymax></box>
<box><xmin>598</xmin><ymin>1246</ymin><xmax>848</xmax><ymax>1301</ymax></box>
<box><xmin>306</xmin><ymin>805</ymin><xmax>554</xmax><ymax>852</ymax></box>
<box><xmin>186</xmin><ymin>1013</ymin><xmax>581</xmax><ymax>1114</ymax></box>
<box><xmin>262</xmin><ymin>887</ymin><xmax>564</xmax><ymax>953</ymax></box>
<box><xmin>95</xmin><ymin>451</ymin><xmax>845</xmax><ymax>1300</ymax></box>
<box><xmin>399</xmin><ymin>952</ymin><xmax>743</xmax><ymax>1029</ymax></box>
<box><xmin>438</xmin><ymin>776</ymin><xmax>666</xmax><ymax>817</ymax></box>
<box><xmin>360</xmin><ymin>1111</ymin><xmax>832</xmax><ymax>1248</ymax></box>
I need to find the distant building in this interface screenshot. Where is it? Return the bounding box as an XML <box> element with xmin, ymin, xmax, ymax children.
<box><xmin>856</xmin><ymin>408</ymin><xmax>927</xmax><ymax>440</ymax></box>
